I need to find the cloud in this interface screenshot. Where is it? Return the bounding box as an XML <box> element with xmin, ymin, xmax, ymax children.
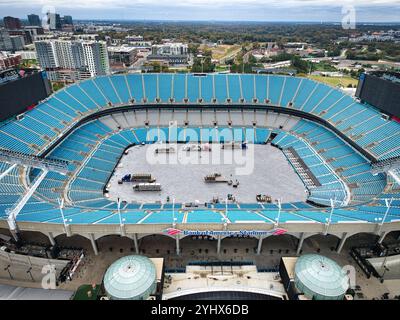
<box><xmin>0</xmin><ymin>0</ymin><xmax>399</xmax><ymax>9</ymax></box>
<box><xmin>0</xmin><ymin>0</ymin><xmax>398</xmax><ymax>21</ymax></box>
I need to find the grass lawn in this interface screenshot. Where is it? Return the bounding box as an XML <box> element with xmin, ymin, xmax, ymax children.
<box><xmin>51</xmin><ymin>82</ymin><xmax>65</xmax><ymax>92</ymax></box>
<box><xmin>307</xmin><ymin>75</ymin><xmax>359</xmax><ymax>88</ymax></box>
<box><xmin>215</xmin><ymin>65</ymin><xmax>230</xmax><ymax>72</ymax></box>
<box><xmin>200</xmin><ymin>44</ymin><xmax>242</xmax><ymax>61</ymax></box>
<box><xmin>73</xmin><ymin>284</ymin><xmax>101</xmax><ymax>300</ymax></box>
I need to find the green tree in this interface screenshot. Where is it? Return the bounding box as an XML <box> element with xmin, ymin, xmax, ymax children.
<box><xmin>191</xmin><ymin>56</ymin><xmax>215</xmax><ymax>73</ymax></box>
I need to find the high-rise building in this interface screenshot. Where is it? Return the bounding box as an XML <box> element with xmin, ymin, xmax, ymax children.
<box><xmin>46</xmin><ymin>13</ymin><xmax>62</xmax><ymax>30</ymax></box>
<box><xmin>0</xmin><ymin>29</ymin><xmax>13</xmax><ymax>51</ymax></box>
<box><xmin>24</xmin><ymin>26</ymin><xmax>45</xmax><ymax>39</ymax></box>
<box><xmin>27</xmin><ymin>14</ymin><xmax>41</xmax><ymax>27</ymax></box>
<box><xmin>63</xmin><ymin>15</ymin><xmax>73</xmax><ymax>25</ymax></box>
<box><xmin>35</xmin><ymin>41</ymin><xmax>59</xmax><ymax>69</ymax></box>
<box><xmin>54</xmin><ymin>40</ymin><xmax>85</xmax><ymax>69</ymax></box>
<box><xmin>10</xmin><ymin>35</ymin><xmax>25</xmax><ymax>51</ymax></box>
<box><xmin>34</xmin><ymin>40</ymin><xmax>110</xmax><ymax>81</ymax></box>
<box><xmin>3</xmin><ymin>16</ymin><xmax>22</xmax><ymax>30</ymax></box>
<box><xmin>82</xmin><ymin>41</ymin><xmax>110</xmax><ymax>76</ymax></box>
<box><xmin>8</xmin><ymin>30</ymin><xmax>32</xmax><ymax>45</ymax></box>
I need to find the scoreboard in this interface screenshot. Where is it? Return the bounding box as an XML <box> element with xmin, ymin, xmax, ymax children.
<box><xmin>356</xmin><ymin>72</ymin><xmax>400</xmax><ymax>118</ymax></box>
<box><xmin>0</xmin><ymin>70</ymin><xmax>51</xmax><ymax>122</ymax></box>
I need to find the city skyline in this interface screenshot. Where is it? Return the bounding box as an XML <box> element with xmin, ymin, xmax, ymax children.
<box><xmin>0</xmin><ymin>0</ymin><xmax>399</xmax><ymax>22</ymax></box>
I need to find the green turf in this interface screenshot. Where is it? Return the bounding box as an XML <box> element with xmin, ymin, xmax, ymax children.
<box><xmin>73</xmin><ymin>284</ymin><xmax>101</xmax><ymax>300</ymax></box>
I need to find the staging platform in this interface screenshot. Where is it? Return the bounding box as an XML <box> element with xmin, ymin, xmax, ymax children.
<box><xmin>107</xmin><ymin>143</ymin><xmax>307</xmax><ymax>204</ymax></box>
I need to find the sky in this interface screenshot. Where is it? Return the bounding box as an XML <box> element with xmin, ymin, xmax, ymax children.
<box><xmin>0</xmin><ymin>0</ymin><xmax>399</xmax><ymax>22</ymax></box>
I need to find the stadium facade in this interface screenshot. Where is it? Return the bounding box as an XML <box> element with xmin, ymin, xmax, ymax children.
<box><xmin>0</xmin><ymin>73</ymin><xmax>399</xmax><ymax>256</ymax></box>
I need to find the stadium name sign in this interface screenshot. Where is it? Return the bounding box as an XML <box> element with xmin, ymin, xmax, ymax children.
<box><xmin>164</xmin><ymin>228</ymin><xmax>287</xmax><ymax>237</ymax></box>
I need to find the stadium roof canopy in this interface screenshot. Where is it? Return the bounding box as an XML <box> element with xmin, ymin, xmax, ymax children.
<box><xmin>294</xmin><ymin>254</ymin><xmax>349</xmax><ymax>300</ymax></box>
<box><xmin>104</xmin><ymin>255</ymin><xmax>157</xmax><ymax>300</ymax></box>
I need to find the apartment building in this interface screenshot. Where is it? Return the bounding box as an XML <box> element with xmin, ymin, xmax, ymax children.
<box><xmin>34</xmin><ymin>39</ymin><xmax>110</xmax><ymax>81</ymax></box>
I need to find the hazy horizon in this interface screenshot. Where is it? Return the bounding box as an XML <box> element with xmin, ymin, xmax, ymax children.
<box><xmin>0</xmin><ymin>0</ymin><xmax>399</xmax><ymax>23</ymax></box>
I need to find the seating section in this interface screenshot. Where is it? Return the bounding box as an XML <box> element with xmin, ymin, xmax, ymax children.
<box><xmin>272</xmin><ymin>131</ymin><xmax>349</xmax><ymax>206</ymax></box>
<box><xmin>0</xmin><ymin>73</ymin><xmax>399</xmax><ymax>225</ymax></box>
<box><xmin>0</xmin><ymin>74</ymin><xmax>398</xmax><ymax>160</ymax></box>
<box><xmin>287</xmin><ymin>120</ymin><xmax>386</xmax><ymax>205</ymax></box>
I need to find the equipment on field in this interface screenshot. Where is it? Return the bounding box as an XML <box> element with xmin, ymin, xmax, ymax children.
<box><xmin>256</xmin><ymin>194</ymin><xmax>272</xmax><ymax>203</ymax></box>
<box><xmin>131</xmin><ymin>173</ymin><xmax>155</xmax><ymax>183</ymax></box>
<box><xmin>204</xmin><ymin>173</ymin><xmax>227</xmax><ymax>183</ymax></box>
<box><xmin>221</xmin><ymin>142</ymin><xmax>247</xmax><ymax>150</ymax></box>
<box><xmin>133</xmin><ymin>183</ymin><xmax>161</xmax><ymax>191</ymax></box>
<box><xmin>155</xmin><ymin>146</ymin><xmax>175</xmax><ymax>154</ymax></box>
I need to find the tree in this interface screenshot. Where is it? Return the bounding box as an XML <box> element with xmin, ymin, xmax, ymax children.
<box><xmin>291</xmin><ymin>56</ymin><xmax>312</xmax><ymax>74</ymax></box>
<box><xmin>248</xmin><ymin>54</ymin><xmax>257</xmax><ymax>64</ymax></box>
<box><xmin>191</xmin><ymin>56</ymin><xmax>215</xmax><ymax>73</ymax></box>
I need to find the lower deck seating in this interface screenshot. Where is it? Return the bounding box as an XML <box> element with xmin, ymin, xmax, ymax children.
<box><xmin>0</xmin><ymin>119</ymin><xmax>397</xmax><ymax>225</ymax></box>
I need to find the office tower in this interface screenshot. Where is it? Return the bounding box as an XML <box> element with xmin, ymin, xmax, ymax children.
<box><xmin>27</xmin><ymin>14</ymin><xmax>41</xmax><ymax>27</ymax></box>
<box><xmin>3</xmin><ymin>16</ymin><xmax>22</xmax><ymax>30</ymax></box>
<box><xmin>63</xmin><ymin>15</ymin><xmax>73</xmax><ymax>25</ymax></box>
<box><xmin>0</xmin><ymin>29</ymin><xmax>13</xmax><ymax>51</ymax></box>
<box><xmin>10</xmin><ymin>35</ymin><xmax>25</xmax><ymax>51</ymax></box>
<box><xmin>46</xmin><ymin>13</ymin><xmax>62</xmax><ymax>30</ymax></box>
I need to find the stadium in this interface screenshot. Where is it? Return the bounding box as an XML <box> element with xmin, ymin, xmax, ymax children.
<box><xmin>0</xmin><ymin>72</ymin><xmax>399</xmax><ymax>264</ymax></box>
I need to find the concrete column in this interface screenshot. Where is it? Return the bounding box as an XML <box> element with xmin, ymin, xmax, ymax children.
<box><xmin>47</xmin><ymin>232</ymin><xmax>56</xmax><ymax>246</ymax></box>
<box><xmin>132</xmin><ymin>233</ymin><xmax>139</xmax><ymax>254</ymax></box>
<box><xmin>89</xmin><ymin>233</ymin><xmax>99</xmax><ymax>256</ymax></box>
<box><xmin>217</xmin><ymin>236</ymin><xmax>222</xmax><ymax>254</ymax></box>
<box><xmin>120</xmin><ymin>224</ymin><xmax>126</xmax><ymax>237</ymax></box>
<box><xmin>378</xmin><ymin>231</ymin><xmax>388</xmax><ymax>244</ymax></box>
<box><xmin>176</xmin><ymin>236</ymin><xmax>180</xmax><ymax>255</ymax></box>
<box><xmin>336</xmin><ymin>232</ymin><xmax>348</xmax><ymax>254</ymax></box>
<box><xmin>256</xmin><ymin>237</ymin><xmax>263</xmax><ymax>255</ymax></box>
<box><xmin>65</xmin><ymin>224</ymin><xmax>72</xmax><ymax>237</ymax></box>
<box><xmin>296</xmin><ymin>233</ymin><xmax>305</xmax><ymax>255</ymax></box>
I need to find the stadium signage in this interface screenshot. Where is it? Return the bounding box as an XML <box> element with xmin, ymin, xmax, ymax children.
<box><xmin>0</xmin><ymin>69</ymin><xmax>19</xmax><ymax>85</ymax></box>
<box><xmin>163</xmin><ymin>228</ymin><xmax>287</xmax><ymax>237</ymax></box>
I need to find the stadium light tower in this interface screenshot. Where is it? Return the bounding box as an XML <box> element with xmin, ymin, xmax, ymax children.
<box><xmin>117</xmin><ymin>198</ymin><xmax>126</xmax><ymax>235</ymax></box>
<box><xmin>2</xmin><ymin>149</ymin><xmax>70</xmax><ymax>241</ymax></box>
<box><xmin>324</xmin><ymin>198</ymin><xmax>335</xmax><ymax>235</ymax></box>
<box><xmin>275</xmin><ymin>198</ymin><xmax>282</xmax><ymax>227</ymax></box>
<box><xmin>58</xmin><ymin>197</ymin><xmax>72</xmax><ymax>236</ymax></box>
<box><xmin>6</xmin><ymin>168</ymin><xmax>49</xmax><ymax>241</ymax></box>
<box><xmin>58</xmin><ymin>198</ymin><xmax>66</xmax><ymax>223</ymax></box>
<box><xmin>0</xmin><ymin>164</ymin><xmax>17</xmax><ymax>182</ymax></box>
<box><xmin>172</xmin><ymin>197</ymin><xmax>175</xmax><ymax>225</ymax></box>
<box><xmin>221</xmin><ymin>217</ymin><xmax>229</xmax><ymax>231</ymax></box>
<box><xmin>117</xmin><ymin>198</ymin><xmax>123</xmax><ymax>225</ymax></box>
<box><xmin>377</xmin><ymin>198</ymin><xmax>393</xmax><ymax>236</ymax></box>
